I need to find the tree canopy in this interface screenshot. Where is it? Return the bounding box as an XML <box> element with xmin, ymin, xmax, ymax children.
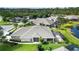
<box><xmin>0</xmin><ymin>7</ymin><xmax>79</xmax><ymax>21</ymax></box>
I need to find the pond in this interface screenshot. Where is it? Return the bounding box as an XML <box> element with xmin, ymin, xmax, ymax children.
<box><xmin>71</xmin><ymin>25</ymin><xmax>79</xmax><ymax>38</ymax></box>
<box><xmin>66</xmin><ymin>45</ymin><xmax>79</xmax><ymax>51</ymax></box>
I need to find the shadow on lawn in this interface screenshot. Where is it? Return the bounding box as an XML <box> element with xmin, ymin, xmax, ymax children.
<box><xmin>0</xmin><ymin>42</ymin><xmax>22</xmax><ymax>51</ymax></box>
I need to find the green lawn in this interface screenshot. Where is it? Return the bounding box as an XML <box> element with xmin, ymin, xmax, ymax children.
<box><xmin>0</xmin><ymin>21</ymin><xmax>11</xmax><ymax>25</ymax></box>
<box><xmin>51</xmin><ymin>21</ymin><xmax>79</xmax><ymax>47</ymax></box>
<box><xmin>58</xmin><ymin>29</ymin><xmax>79</xmax><ymax>46</ymax></box>
<box><xmin>42</xmin><ymin>43</ymin><xmax>66</xmax><ymax>50</ymax></box>
<box><xmin>15</xmin><ymin>44</ymin><xmax>37</xmax><ymax>51</ymax></box>
<box><xmin>0</xmin><ymin>43</ymin><xmax>64</xmax><ymax>51</ymax></box>
<box><xmin>61</xmin><ymin>21</ymin><xmax>79</xmax><ymax>28</ymax></box>
<box><xmin>0</xmin><ymin>43</ymin><xmax>37</xmax><ymax>51</ymax></box>
<box><xmin>55</xmin><ymin>21</ymin><xmax>79</xmax><ymax>46</ymax></box>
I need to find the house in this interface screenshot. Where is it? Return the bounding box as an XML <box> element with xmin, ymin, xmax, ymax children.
<box><xmin>30</xmin><ymin>17</ymin><xmax>58</xmax><ymax>27</ymax></box>
<box><xmin>48</xmin><ymin>16</ymin><xmax>58</xmax><ymax>22</ymax></box>
<box><xmin>48</xmin><ymin>16</ymin><xmax>58</xmax><ymax>27</ymax></box>
<box><xmin>64</xmin><ymin>15</ymin><xmax>79</xmax><ymax>21</ymax></box>
<box><xmin>9</xmin><ymin>16</ymin><xmax>30</xmax><ymax>23</ymax></box>
<box><xmin>24</xmin><ymin>16</ymin><xmax>30</xmax><ymax>19</ymax></box>
<box><xmin>0</xmin><ymin>25</ymin><xmax>14</xmax><ymax>36</ymax></box>
<box><xmin>30</xmin><ymin>18</ymin><xmax>53</xmax><ymax>26</ymax></box>
<box><xmin>9</xmin><ymin>17</ymin><xmax>24</xmax><ymax>23</ymax></box>
<box><xmin>10</xmin><ymin>26</ymin><xmax>55</xmax><ymax>43</ymax></box>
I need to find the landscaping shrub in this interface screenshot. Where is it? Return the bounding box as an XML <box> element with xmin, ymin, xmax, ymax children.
<box><xmin>42</xmin><ymin>41</ymin><xmax>49</xmax><ymax>44</ymax></box>
<box><xmin>48</xmin><ymin>47</ymin><xmax>52</xmax><ymax>51</ymax></box>
<box><xmin>37</xmin><ymin>44</ymin><xmax>44</xmax><ymax>51</ymax></box>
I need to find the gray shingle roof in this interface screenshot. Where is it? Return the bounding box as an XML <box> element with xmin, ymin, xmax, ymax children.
<box><xmin>31</xmin><ymin>18</ymin><xmax>54</xmax><ymax>25</ymax></box>
<box><xmin>64</xmin><ymin>15</ymin><xmax>79</xmax><ymax>19</ymax></box>
<box><xmin>1</xmin><ymin>25</ymin><xmax>14</xmax><ymax>32</ymax></box>
<box><xmin>11</xmin><ymin>26</ymin><xmax>31</xmax><ymax>36</ymax></box>
<box><xmin>11</xmin><ymin>26</ymin><xmax>54</xmax><ymax>39</ymax></box>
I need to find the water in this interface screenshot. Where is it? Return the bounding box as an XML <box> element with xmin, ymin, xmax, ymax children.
<box><xmin>66</xmin><ymin>45</ymin><xmax>79</xmax><ymax>51</ymax></box>
<box><xmin>70</xmin><ymin>25</ymin><xmax>79</xmax><ymax>51</ymax></box>
<box><xmin>71</xmin><ymin>25</ymin><xmax>79</xmax><ymax>38</ymax></box>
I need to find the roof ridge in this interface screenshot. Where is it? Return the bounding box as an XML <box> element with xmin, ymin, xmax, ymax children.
<box><xmin>11</xmin><ymin>27</ymin><xmax>24</xmax><ymax>36</ymax></box>
<box><xmin>20</xmin><ymin>26</ymin><xmax>37</xmax><ymax>37</ymax></box>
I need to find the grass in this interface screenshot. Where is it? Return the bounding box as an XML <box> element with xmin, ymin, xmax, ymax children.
<box><xmin>42</xmin><ymin>43</ymin><xmax>66</xmax><ymax>50</ymax></box>
<box><xmin>0</xmin><ymin>42</ymin><xmax>64</xmax><ymax>51</ymax></box>
<box><xmin>1</xmin><ymin>20</ymin><xmax>79</xmax><ymax>50</ymax></box>
<box><xmin>62</xmin><ymin>21</ymin><xmax>79</xmax><ymax>28</ymax></box>
<box><xmin>58</xmin><ymin>29</ymin><xmax>79</xmax><ymax>46</ymax></box>
<box><xmin>0</xmin><ymin>21</ymin><xmax>11</xmax><ymax>25</ymax></box>
<box><xmin>0</xmin><ymin>43</ymin><xmax>37</xmax><ymax>51</ymax></box>
<box><xmin>55</xmin><ymin>21</ymin><xmax>79</xmax><ymax>47</ymax></box>
<box><xmin>15</xmin><ymin>44</ymin><xmax>37</xmax><ymax>51</ymax></box>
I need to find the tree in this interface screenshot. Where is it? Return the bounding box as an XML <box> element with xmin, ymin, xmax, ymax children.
<box><xmin>48</xmin><ymin>47</ymin><xmax>52</xmax><ymax>51</ymax></box>
<box><xmin>0</xmin><ymin>30</ymin><xmax>3</xmax><ymax>37</ymax></box>
<box><xmin>0</xmin><ymin>30</ymin><xmax>4</xmax><ymax>42</ymax></box>
<box><xmin>57</xmin><ymin>17</ymin><xmax>69</xmax><ymax>28</ymax></box>
<box><xmin>37</xmin><ymin>44</ymin><xmax>44</xmax><ymax>51</ymax></box>
<box><xmin>22</xmin><ymin>18</ymin><xmax>28</xmax><ymax>23</ymax></box>
<box><xmin>39</xmin><ymin>37</ymin><xmax>48</xmax><ymax>44</ymax></box>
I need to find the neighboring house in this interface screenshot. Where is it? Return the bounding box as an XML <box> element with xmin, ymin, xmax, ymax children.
<box><xmin>9</xmin><ymin>17</ymin><xmax>24</xmax><ymax>23</ymax></box>
<box><xmin>0</xmin><ymin>25</ymin><xmax>14</xmax><ymax>36</ymax></box>
<box><xmin>9</xmin><ymin>16</ymin><xmax>30</xmax><ymax>23</ymax></box>
<box><xmin>30</xmin><ymin>18</ymin><xmax>53</xmax><ymax>26</ymax></box>
<box><xmin>30</xmin><ymin>16</ymin><xmax>58</xmax><ymax>27</ymax></box>
<box><xmin>64</xmin><ymin>15</ymin><xmax>79</xmax><ymax>21</ymax></box>
<box><xmin>48</xmin><ymin>16</ymin><xmax>58</xmax><ymax>22</ymax></box>
<box><xmin>24</xmin><ymin>16</ymin><xmax>30</xmax><ymax>19</ymax></box>
<box><xmin>48</xmin><ymin>16</ymin><xmax>58</xmax><ymax>27</ymax></box>
<box><xmin>10</xmin><ymin>26</ymin><xmax>55</xmax><ymax>43</ymax></box>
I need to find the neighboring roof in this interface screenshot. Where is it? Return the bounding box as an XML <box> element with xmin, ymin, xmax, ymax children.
<box><xmin>1</xmin><ymin>25</ymin><xmax>14</xmax><ymax>32</ymax></box>
<box><xmin>10</xmin><ymin>17</ymin><xmax>24</xmax><ymax>22</ymax></box>
<box><xmin>11</xmin><ymin>26</ymin><xmax>54</xmax><ymax>39</ymax></box>
<box><xmin>64</xmin><ymin>15</ymin><xmax>79</xmax><ymax>19</ymax></box>
<box><xmin>53</xmin><ymin>46</ymin><xmax>69</xmax><ymax>51</ymax></box>
<box><xmin>48</xmin><ymin>16</ymin><xmax>58</xmax><ymax>22</ymax></box>
<box><xmin>31</xmin><ymin>18</ymin><xmax>54</xmax><ymax>25</ymax></box>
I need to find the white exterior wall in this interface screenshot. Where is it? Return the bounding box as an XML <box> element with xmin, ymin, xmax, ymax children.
<box><xmin>20</xmin><ymin>37</ymin><xmax>33</xmax><ymax>42</ymax></box>
<box><xmin>43</xmin><ymin>38</ymin><xmax>47</xmax><ymax>42</ymax></box>
<box><xmin>55</xmin><ymin>35</ymin><xmax>63</xmax><ymax>42</ymax></box>
<box><xmin>11</xmin><ymin>36</ymin><xmax>20</xmax><ymax>41</ymax></box>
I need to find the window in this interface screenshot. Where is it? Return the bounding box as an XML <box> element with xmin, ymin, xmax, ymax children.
<box><xmin>47</xmin><ymin>39</ymin><xmax>53</xmax><ymax>41</ymax></box>
<box><xmin>33</xmin><ymin>38</ymin><xmax>39</xmax><ymax>42</ymax></box>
